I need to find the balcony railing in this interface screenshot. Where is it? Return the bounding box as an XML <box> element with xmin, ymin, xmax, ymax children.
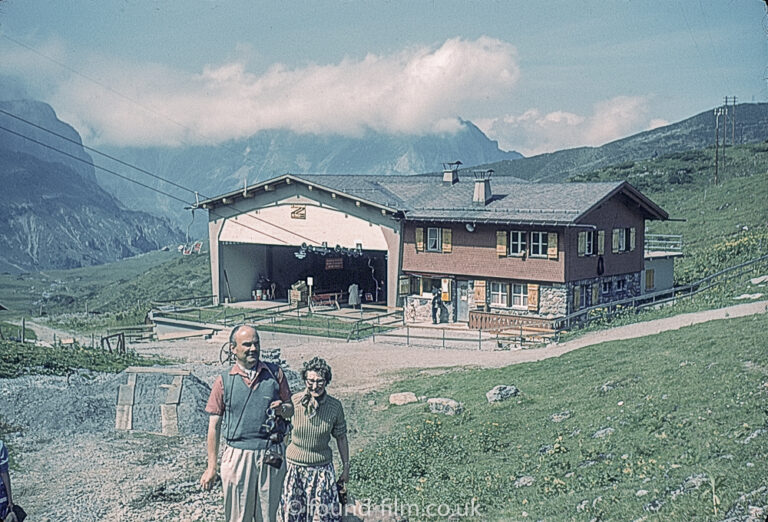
<box><xmin>645</xmin><ymin>233</ymin><xmax>683</xmax><ymax>254</ymax></box>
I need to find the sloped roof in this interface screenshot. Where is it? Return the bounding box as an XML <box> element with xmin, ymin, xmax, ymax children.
<box><xmin>201</xmin><ymin>172</ymin><xmax>668</xmax><ymax>224</ymax></box>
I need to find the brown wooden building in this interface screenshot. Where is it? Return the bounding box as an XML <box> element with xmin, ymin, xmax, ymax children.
<box><xmin>201</xmin><ymin>166</ymin><xmax>671</xmax><ymax>329</ymax></box>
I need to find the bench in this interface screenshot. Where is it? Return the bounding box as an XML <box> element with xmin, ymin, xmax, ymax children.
<box><xmin>310</xmin><ymin>291</ymin><xmax>342</xmax><ymax>311</ymax></box>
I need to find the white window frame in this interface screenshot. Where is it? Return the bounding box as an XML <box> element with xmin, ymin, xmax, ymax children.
<box><xmin>585</xmin><ymin>230</ymin><xmax>594</xmax><ymax>256</ymax></box>
<box><xmin>426</xmin><ymin>227</ymin><xmax>441</xmax><ymax>252</ymax></box>
<box><xmin>616</xmin><ymin>279</ymin><xmax>626</xmax><ymax>291</ymax></box>
<box><xmin>530</xmin><ymin>231</ymin><xmax>548</xmax><ymax>257</ymax></box>
<box><xmin>601</xmin><ymin>281</ymin><xmax>612</xmax><ymax>294</ymax></box>
<box><xmin>511</xmin><ymin>283</ymin><xmax>528</xmax><ymax>309</ymax></box>
<box><xmin>490</xmin><ymin>281</ymin><xmax>508</xmax><ymax>307</ymax></box>
<box><xmin>509</xmin><ymin>230</ymin><xmax>527</xmax><ymax>256</ymax></box>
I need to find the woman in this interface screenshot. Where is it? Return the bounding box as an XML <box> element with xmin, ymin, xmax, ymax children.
<box><xmin>279</xmin><ymin>357</ymin><xmax>349</xmax><ymax>522</ymax></box>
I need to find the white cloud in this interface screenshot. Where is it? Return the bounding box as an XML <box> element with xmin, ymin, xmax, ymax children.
<box><xmin>1</xmin><ymin>37</ymin><xmax>520</xmax><ymax>147</ymax></box>
<box><xmin>478</xmin><ymin>96</ymin><xmax>663</xmax><ymax>156</ymax></box>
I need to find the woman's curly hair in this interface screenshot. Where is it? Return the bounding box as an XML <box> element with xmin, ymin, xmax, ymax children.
<box><xmin>301</xmin><ymin>356</ymin><xmax>332</xmax><ymax>385</ymax></box>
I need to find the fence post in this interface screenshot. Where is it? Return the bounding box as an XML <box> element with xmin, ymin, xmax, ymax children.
<box><xmin>327</xmin><ymin>317</ymin><xmax>331</xmax><ymax>338</ymax></box>
<box><xmin>406</xmin><ymin>326</ymin><xmax>410</xmax><ymax>346</ymax></box>
<box><xmin>21</xmin><ymin>317</ymin><xmax>25</xmax><ymax>343</ymax></box>
<box><xmin>478</xmin><ymin>328</ymin><xmax>482</xmax><ymax>350</ymax></box>
<box><xmin>442</xmin><ymin>328</ymin><xmax>445</xmax><ymax>349</ymax></box>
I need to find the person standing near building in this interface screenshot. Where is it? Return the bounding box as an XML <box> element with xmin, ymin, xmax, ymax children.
<box><xmin>200</xmin><ymin>325</ymin><xmax>294</xmax><ymax>522</ymax></box>
<box><xmin>279</xmin><ymin>357</ymin><xmax>349</xmax><ymax>521</ymax></box>
<box><xmin>347</xmin><ymin>282</ymin><xmax>360</xmax><ymax>309</ymax></box>
<box><xmin>431</xmin><ymin>287</ymin><xmax>441</xmax><ymax>324</ymax></box>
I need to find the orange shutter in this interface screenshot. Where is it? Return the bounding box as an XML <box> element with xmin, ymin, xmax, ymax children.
<box><xmin>547</xmin><ymin>232</ymin><xmax>558</xmax><ymax>259</ymax></box>
<box><xmin>442</xmin><ymin>228</ymin><xmax>452</xmax><ymax>253</ymax></box>
<box><xmin>496</xmin><ymin>230</ymin><xmax>507</xmax><ymax>257</ymax></box>
<box><xmin>630</xmin><ymin>227</ymin><xmax>636</xmax><ymax>251</ymax></box>
<box><xmin>473</xmin><ymin>280</ymin><xmax>486</xmax><ymax>304</ymax></box>
<box><xmin>612</xmin><ymin>229</ymin><xmax>620</xmax><ymax>253</ymax></box>
<box><xmin>415</xmin><ymin>227</ymin><xmax>424</xmax><ymax>252</ymax></box>
<box><xmin>573</xmin><ymin>286</ymin><xmax>581</xmax><ymax>310</ymax></box>
<box><xmin>527</xmin><ymin>283</ymin><xmax>539</xmax><ymax>311</ymax></box>
<box><xmin>578</xmin><ymin>232</ymin><xmax>586</xmax><ymax>256</ymax></box>
<box><xmin>598</xmin><ymin>230</ymin><xmax>605</xmax><ymax>255</ymax></box>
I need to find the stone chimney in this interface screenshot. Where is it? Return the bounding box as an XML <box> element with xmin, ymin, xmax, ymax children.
<box><xmin>472</xmin><ymin>169</ymin><xmax>493</xmax><ymax>206</ymax></box>
<box><xmin>442</xmin><ymin>161</ymin><xmax>462</xmax><ymax>186</ymax></box>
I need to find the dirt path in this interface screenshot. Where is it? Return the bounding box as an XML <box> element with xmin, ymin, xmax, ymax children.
<box><xmin>128</xmin><ymin>299</ymin><xmax>768</xmax><ymax>395</ymax></box>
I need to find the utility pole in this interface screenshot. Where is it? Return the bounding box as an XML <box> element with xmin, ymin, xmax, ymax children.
<box><xmin>713</xmin><ymin>107</ymin><xmax>725</xmax><ymax>185</ymax></box>
<box><xmin>731</xmin><ymin>96</ymin><xmax>737</xmax><ymax>145</ymax></box>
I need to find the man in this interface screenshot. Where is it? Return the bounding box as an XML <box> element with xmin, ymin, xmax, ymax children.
<box><xmin>200</xmin><ymin>325</ymin><xmax>294</xmax><ymax>522</ymax></box>
<box><xmin>431</xmin><ymin>287</ymin><xmax>441</xmax><ymax>324</ymax></box>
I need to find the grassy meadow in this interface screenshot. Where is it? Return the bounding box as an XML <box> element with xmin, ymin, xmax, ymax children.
<box><xmin>348</xmin><ymin>313</ymin><xmax>768</xmax><ymax>520</ymax></box>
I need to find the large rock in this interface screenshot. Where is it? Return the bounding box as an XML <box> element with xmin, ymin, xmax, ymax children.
<box><xmin>389</xmin><ymin>392</ymin><xmax>418</xmax><ymax>406</ymax></box>
<box><xmin>427</xmin><ymin>398</ymin><xmax>463</xmax><ymax>415</ymax></box>
<box><xmin>486</xmin><ymin>385</ymin><xmax>520</xmax><ymax>403</ymax></box>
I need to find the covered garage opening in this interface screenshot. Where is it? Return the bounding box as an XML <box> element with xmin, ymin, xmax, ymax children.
<box><xmin>220</xmin><ymin>242</ymin><xmax>388</xmax><ymax>305</ymax></box>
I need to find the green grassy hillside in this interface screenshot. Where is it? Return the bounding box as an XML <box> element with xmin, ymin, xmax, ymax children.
<box><xmin>349</xmin><ymin>313</ymin><xmax>768</xmax><ymax>520</ymax></box>
<box><xmin>0</xmin><ymin>248</ymin><xmax>210</xmax><ymax>318</ymax></box>
<box><xmin>571</xmin><ymin>142</ymin><xmax>768</xmax><ymax>284</ymax></box>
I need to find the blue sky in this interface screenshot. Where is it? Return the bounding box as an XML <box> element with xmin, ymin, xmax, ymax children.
<box><xmin>0</xmin><ymin>0</ymin><xmax>765</xmax><ymax>156</ymax></box>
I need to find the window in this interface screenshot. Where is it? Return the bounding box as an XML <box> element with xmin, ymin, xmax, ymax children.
<box><xmin>426</xmin><ymin>227</ymin><xmax>441</xmax><ymax>252</ymax></box>
<box><xmin>616</xmin><ymin>279</ymin><xmax>626</xmax><ymax>291</ymax></box>
<box><xmin>511</xmin><ymin>283</ymin><xmax>528</xmax><ymax>308</ymax></box>
<box><xmin>602</xmin><ymin>281</ymin><xmax>612</xmax><ymax>294</ymax></box>
<box><xmin>645</xmin><ymin>269</ymin><xmax>655</xmax><ymax>290</ymax></box>
<box><xmin>578</xmin><ymin>230</ymin><xmax>595</xmax><ymax>256</ymax></box>
<box><xmin>510</xmin><ymin>231</ymin><xmax>527</xmax><ymax>255</ymax></box>
<box><xmin>490</xmin><ymin>281</ymin><xmax>508</xmax><ymax>307</ymax></box>
<box><xmin>612</xmin><ymin>227</ymin><xmax>636</xmax><ymax>253</ymax></box>
<box><xmin>530</xmin><ymin>231</ymin><xmax>548</xmax><ymax>257</ymax></box>
<box><xmin>579</xmin><ymin>284</ymin><xmax>591</xmax><ymax>308</ymax></box>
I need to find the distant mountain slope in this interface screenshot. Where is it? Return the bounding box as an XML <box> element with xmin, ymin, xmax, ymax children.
<box><xmin>476</xmin><ymin>102</ymin><xmax>768</xmax><ymax>182</ymax></box>
<box><xmin>96</xmin><ymin>121</ymin><xmax>522</xmax><ymax>225</ymax></box>
<box><xmin>0</xmin><ymin>100</ymin><xmax>183</xmax><ymax>273</ymax></box>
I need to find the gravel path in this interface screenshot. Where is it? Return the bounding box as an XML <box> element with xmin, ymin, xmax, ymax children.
<box><xmin>2</xmin><ymin>299</ymin><xmax>766</xmax><ymax>521</ymax></box>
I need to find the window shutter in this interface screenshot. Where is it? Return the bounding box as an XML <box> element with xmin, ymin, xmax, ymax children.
<box><xmin>496</xmin><ymin>230</ymin><xmax>507</xmax><ymax>257</ymax></box>
<box><xmin>598</xmin><ymin>230</ymin><xmax>605</xmax><ymax>255</ymax></box>
<box><xmin>645</xmin><ymin>269</ymin><xmax>655</xmax><ymax>290</ymax></box>
<box><xmin>591</xmin><ymin>284</ymin><xmax>599</xmax><ymax>305</ymax></box>
<box><xmin>442</xmin><ymin>228</ymin><xmax>452</xmax><ymax>253</ymax></box>
<box><xmin>505</xmin><ymin>283</ymin><xmax>512</xmax><ymax>308</ymax></box>
<box><xmin>630</xmin><ymin>227</ymin><xmax>636</xmax><ymax>251</ymax></box>
<box><xmin>547</xmin><ymin>232</ymin><xmax>558</xmax><ymax>259</ymax></box>
<box><xmin>612</xmin><ymin>229</ymin><xmax>619</xmax><ymax>253</ymax></box>
<box><xmin>527</xmin><ymin>283</ymin><xmax>539</xmax><ymax>311</ymax></box>
<box><xmin>578</xmin><ymin>232</ymin><xmax>586</xmax><ymax>256</ymax></box>
<box><xmin>573</xmin><ymin>286</ymin><xmax>581</xmax><ymax>310</ymax></box>
<box><xmin>415</xmin><ymin>227</ymin><xmax>424</xmax><ymax>252</ymax></box>
<box><xmin>473</xmin><ymin>280</ymin><xmax>486</xmax><ymax>305</ymax></box>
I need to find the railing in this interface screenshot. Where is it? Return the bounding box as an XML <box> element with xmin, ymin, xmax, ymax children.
<box><xmin>645</xmin><ymin>233</ymin><xmax>683</xmax><ymax>253</ymax></box>
<box><xmin>468</xmin><ymin>311</ymin><xmax>555</xmax><ymax>331</ymax></box>
<box><xmin>346</xmin><ymin>309</ymin><xmax>404</xmax><ymax>341</ymax></box>
<box><xmin>558</xmin><ymin>253</ymin><xmax>768</xmax><ymax>330</ymax></box>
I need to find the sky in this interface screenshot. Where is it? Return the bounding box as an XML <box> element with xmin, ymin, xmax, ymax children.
<box><xmin>0</xmin><ymin>0</ymin><xmax>766</xmax><ymax>157</ymax></box>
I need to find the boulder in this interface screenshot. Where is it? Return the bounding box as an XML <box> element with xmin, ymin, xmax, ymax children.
<box><xmin>389</xmin><ymin>392</ymin><xmax>418</xmax><ymax>406</ymax></box>
<box><xmin>486</xmin><ymin>385</ymin><xmax>520</xmax><ymax>403</ymax></box>
<box><xmin>427</xmin><ymin>398</ymin><xmax>463</xmax><ymax>415</ymax></box>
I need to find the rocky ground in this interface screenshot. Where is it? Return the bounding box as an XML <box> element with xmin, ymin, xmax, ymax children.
<box><xmin>1</xmin><ymin>300</ymin><xmax>766</xmax><ymax>521</ymax></box>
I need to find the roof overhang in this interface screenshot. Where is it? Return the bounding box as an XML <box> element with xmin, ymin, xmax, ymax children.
<box><xmin>580</xmin><ymin>181</ymin><xmax>669</xmax><ymax>221</ymax></box>
<box><xmin>199</xmin><ymin>173</ymin><xmax>398</xmax><ymax>216</ymax></box>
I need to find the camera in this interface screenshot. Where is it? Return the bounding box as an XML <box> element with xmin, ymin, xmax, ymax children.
<box><xmin>262</xmin><ymin>407</ymin><xmax>289</xmax><ymax>469</ymax></box>
<box><xmin>263</xmin><ymin>449</ymin><xmax>283</xmax><ymax>469</ymax></box>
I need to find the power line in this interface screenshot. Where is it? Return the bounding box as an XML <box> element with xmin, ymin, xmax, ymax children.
<box><xmin>0</xmin><ymin>107</ymin><xmax>198</xmax><ymax>197</ymax></box>
<box><xmin>0</xmin><ymin>119</ymin><xmax>321</xmax><ymax>246</ymax></box>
